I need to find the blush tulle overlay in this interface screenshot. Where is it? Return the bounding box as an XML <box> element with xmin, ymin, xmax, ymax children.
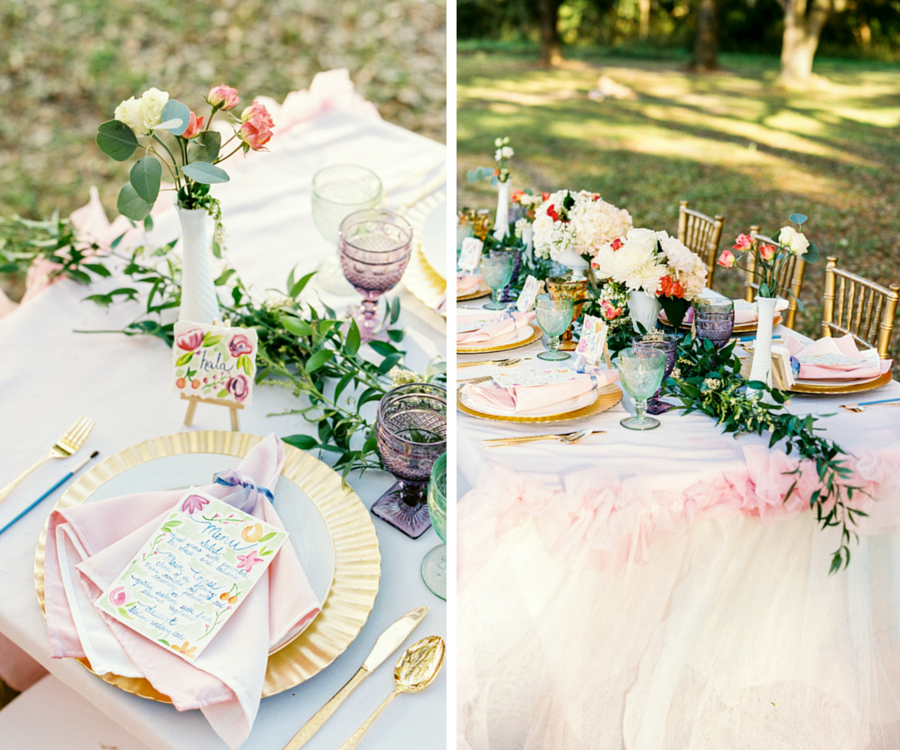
<box><xmin>458</xmin><ymin>446</ymin><xmax>900</xmax><ymax>750</ymax></box>
<box><xmin>43</xmin><ymin>434</ymin><xmax>321</xmax><ymax>749</ymax></box>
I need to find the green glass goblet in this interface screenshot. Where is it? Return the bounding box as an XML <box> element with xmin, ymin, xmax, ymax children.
<box><xmin>535</xmin><ymin>293</ymin><xmax>575</xmax><ymax>361</ymax></box>
<box><xmin>616</xmin><ymin>347</ymin><xmax>666</xmax><ymax>430</ymax></box>
<box><xmin>480</xmin><ymin>252</ymin><xmax>515</xmax><ymax>310</ymax></box>
<box><xmin>421</xmin><ymin>453</ymin><xmax>447</xmax><ymax>600</ymax></box>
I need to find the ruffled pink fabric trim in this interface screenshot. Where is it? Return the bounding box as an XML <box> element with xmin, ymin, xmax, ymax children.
<box><xmin>459</xmin><ymin>443</ymin><xmax>900</xmax><ymax>584</ymax></box>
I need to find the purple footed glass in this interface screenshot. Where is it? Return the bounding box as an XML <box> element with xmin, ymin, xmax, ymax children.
<box><xmin>372</xmin><ymin>383</ymin><xmax>447</xmax><ymax>539</ymax></box>
<box><xmin>694</xmin><ymin>298</ymin><xmax>735</xmax><ymax>350</ymax></box>
<box><xmin>338</xmin><ymin>209</ymin><xmax>413</xmax><ymax>342</ymax></box>
<box><xmin>633</xmin><ymin>332</ymin><xmax>678</xmax><ymax>414</ymax></box>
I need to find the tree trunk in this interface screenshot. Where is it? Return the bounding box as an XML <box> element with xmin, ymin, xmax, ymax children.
<box><xmin>639</xmin><ymin>0</ymin><xmax>651</xmax><ymax>39</ymax></box>
<box><xmin>537</xmin><ymin>0</ymin><xmax>562</xmax><ymax>66</ymax></box>
<box><xmin>692</xmin><ymin>0</ymin><xmax>719</xmax><ymax>71</ymax></box>
<box><xmin>778</xmin><ymin>0</ymin><xmax>832</xmax><ymax>87</ymax></box>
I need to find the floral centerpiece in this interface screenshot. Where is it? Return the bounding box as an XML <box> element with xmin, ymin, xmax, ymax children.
<box><xmin>592</xmin><ymin>228</ymin><xmax>708</xmax><ymax>330</ymax></box>
<box><xmin>717</xmin><ymin>213</ymin><xmax>818</xmax><ymax>387</ymax></box>
<box><xmin>96</xmin><ymin>85</ymin><xmax>274</xmax><ymax>323</ymax></box>
<box><xmin>532</xmin><ymin>190</ymin><xmax>633</xmax><ymax>277</ymax></box>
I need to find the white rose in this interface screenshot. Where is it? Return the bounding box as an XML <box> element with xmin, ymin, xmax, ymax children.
<box><xmin>790</xmin><ymin>232</ymin><xmax>809</xmax><ymax>255</ymax></box>
<box><xmin>494</xmin><ymin>149</ymin><xmax>502</xmax><ymax>162</ymax></box>
<box><xmin>501</xmin><ymin>146</ymin><xmax>514</xmax><ymax>158</ymax></box>
<box><xmin>114</xmin><ymin>96</ymin><xmax>143</xmax><ymax>133</ymax></box>
<box><xmin>138</xmin><ymin>87</ymin><xmax>170</xmax><ymax>134</ymax></box>
<box><xmin>494</xmin><ymin>137</ymin><xmax>503</xmax><ymax>147</ymax></box>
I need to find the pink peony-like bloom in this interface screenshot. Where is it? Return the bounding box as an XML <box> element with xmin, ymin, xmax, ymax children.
<box><xmin>717</xmin><ymin>249</ymin><xmax>736</xmax><ymax>268</ymax></box>
<box><xmin>238</xmin><ymin>101</ymin><xmax>274</xmax><ymax>151</ymax></box>
<box><xmin>182</xmin><ymin>111</ymin><xmax>205</xmax><ymax>139</ymax></box>
<box><xmin>226</xmin><ymin>374</ymin><xmax>250</xmax><ymax>402</ymax></box>
<box><xmin>759</xmin><ymin>243</ymin><xmax>777</xmax><ymax>261</ymax></box>
<box><xmin>228</xmin><ymin>333</ymin><xmax>253</xmax><ymax>358</ymax></box>
<box><xmin>601</xmin><ymin>300</ymin><xmax>623</xmax><ymax>320</ymax></box>
<box><xmin>733</xmin><ymin>233</ymin><xmax>754</xmax><ymax>251</ymax></box>
<box><xmin>208</xmin><ymin>84</ymin><xmax>240</xmax><ymax>110</ymax></box>
<box><xmin>236</xmin><ymin>551</ymin><xmax>264</xmax><ymax>573</ymax></box>
<box><xmin>176</xmin><ymin>328</ymin><xmax>204</xmax><ymax>351</ymax></box>
<box><xmin>109</xmin><ymin>586</ymin><xmax>127</xmax><ymax>607</ymax></box>
<box><xmin>182</xmin><ymin>494</ymin><xmax>209</xmax><ymax>514</ymax></box>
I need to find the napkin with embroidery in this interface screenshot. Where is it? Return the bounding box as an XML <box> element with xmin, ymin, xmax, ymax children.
<box><xmin>43</xmin><ymin>434</ymin><xmax>320</xmax><ymax>749</ymax></box>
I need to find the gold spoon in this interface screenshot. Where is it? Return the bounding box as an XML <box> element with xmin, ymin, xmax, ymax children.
<box><xmin>338</xmin><ymin>635</ymin><xmax>445</xmax><ymax>750</ymax></box>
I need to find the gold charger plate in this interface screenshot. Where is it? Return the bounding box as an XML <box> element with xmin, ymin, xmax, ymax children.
<box><xmin>457</xmin><ymin>325</ymin><xmax>543</xmax><ymax>355</ymax></box>
<box><xmin>403</xmin><ymin>191</ymin><xmax>447</xmax><ymax>312</ymax></box>
<box><xmin>34</xmin><ymin>430</ymin><xmax>381</xmax><ymax>702</ymax></box>
<box><xmin>457</xmin><ymin>283</ymin><xmax>492</xmax><ymax>301</ymax></box>
<box><xmin>457</xmin><ymin>378</ymin><xmax>623</xmax><ymax>423</ymax></box>
<box><xmin>786</xmin><ymin>369</ymin><xmax>894</xmax><ymax>395</ymax></box>
<box><xmin>669</xmin><ymin>313</ymin><xmax>783</xmax><ymax>333</ymax></box>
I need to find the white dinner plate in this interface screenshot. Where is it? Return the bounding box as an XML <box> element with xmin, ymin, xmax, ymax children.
<box><xmin>421</xmin><ymin>200</ymin><xmax>447</xmax><ymax>279</ymax></box>
<box><xmin>794</xmin><ymin>372</ymin><xmax>883</xmax><ymax>388</ymax></box>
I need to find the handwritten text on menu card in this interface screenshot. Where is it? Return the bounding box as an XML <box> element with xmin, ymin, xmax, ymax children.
<box><xmin>96</xmin><ymin>489</ymin><xmax>287</xmax><ymax>662</ymax></box>
<box><xmin>492</xmin><ymin>368</ymin><xmax>583</xmax><ymax>388</ymax></box>
<box><xmin>458</xmin><ymin>237</ymin><xmax>484</xmax><ymax>273</ymax></box>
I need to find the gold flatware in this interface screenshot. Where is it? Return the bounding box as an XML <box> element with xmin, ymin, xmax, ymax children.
<box><xmin>840</xmin><ymin>399</ymin><xmax>900</xmax><ymax>413</ymax></box>
<box><xmin>457</xmin><ymin>358</ymin><xmax>524</xmax><ymax>369</ymax></box>
<box><xmin>0</xmin><ymin>416</ymin><xmax>95</xmax><ymax>503</ymax></box>
<box><xmin>338</xmin><ymin>636</ymin><xmax>445</xmax><ymax>750</ymax></box>
<box><xmin>281</xmin><ymin>606</ymin><xmax>429</xmax><ymax>750</ymax></box>
<box><xmin>483</xmin><ymin>429</ymin><xmax>606</xmax><ymax>449</ymax></box>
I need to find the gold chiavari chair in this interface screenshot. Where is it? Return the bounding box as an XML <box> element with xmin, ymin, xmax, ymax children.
<box><xmin>743</xmin><ymin>226</ymin><xmax>806</xmax><ymax>330</ymax></box>
<box><xmin>677</xmin><ymin>201</ymin><xmax>725</xmax><ymax>289</ymax></box>
<box><xmin>822</xmin><ymin>256</ymin><xmax>899</xmax><ymax>359</ymax></box>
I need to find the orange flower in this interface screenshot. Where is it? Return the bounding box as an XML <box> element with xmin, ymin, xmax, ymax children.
<box><xmin>171</xmin><ymin>641</ymin><xmax>197</xmax><ymax>658</ymax></box>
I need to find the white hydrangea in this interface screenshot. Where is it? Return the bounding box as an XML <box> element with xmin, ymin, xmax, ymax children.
<box><xmin>568</xmin><ymin>191</ymin><xmax>633</xmax><ymax>258</ymax></box>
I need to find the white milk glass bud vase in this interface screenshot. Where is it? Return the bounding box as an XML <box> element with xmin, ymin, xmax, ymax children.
<box><xmin>629</xmin><ymin>290</ymin><xmax>662</xmax><ymax>333</ymax></box>
<box><xmin>493</xmin><ymin>181</ymin><xmax>510</xmax><ymax>241</ymax></box>
<box><xmin>748</xmin><ymin>295</ymin><xmax>777</xmax><ymax>388</ymax></box>
<box><xmin>177</xmin><ymin>206</ymin><xmax>220</xmax><ymax>324</ymax></box>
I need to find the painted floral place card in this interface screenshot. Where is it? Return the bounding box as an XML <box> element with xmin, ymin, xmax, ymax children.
<box><xmin>458</xmin><ymin>237</ymin><xmax>484</xmax><ymax>273</ymax></box>
<box><xmin>515</xmin><ymin>276</ymin><xmax>543</xmax><ymax>313</ymax></box>
<box><xmin>173</xmin><ymin>321</ymin><xmax>257</xmax><ymax>405</ymax></box>
<box><xmin>492</xmin><ymin>368</ymin><xmax>582</xmax><ymax>388</ymax></box>
<box><xmin>576</xmin><ymin>315</ymin><xmax>610</xmax><ymax>366</ymax></box>
<box><xmin>96</xmin><ymin>489</ymin><xmax>288</xmax><ymax>662</ymax></box>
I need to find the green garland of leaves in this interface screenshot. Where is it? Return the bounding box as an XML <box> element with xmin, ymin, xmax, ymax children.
<box><xmin>607</xmin><ymin>331</ymin><xmax>865</xmax><ymax>572</ymax></box>
<box><xmin>0</xmin><ymin>215</ymin><xmax>444</xmax><ymax>478</ymax></box>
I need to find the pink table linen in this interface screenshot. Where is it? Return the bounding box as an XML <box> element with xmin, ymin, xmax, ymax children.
<box><xmin>457</xmin><ymin>311</ymin><xmax>536</xmax><ymax>346</ymax></box>
<box><xmin>786</xmin><ymin>333</ymin><xmax>891</xmax><ymax>380</ymax></box>
<box><xmin>458</xmin><ymin>273</ymin><xmax>482</xmax><ymax>295</ymax></box>
<box><xmin>43</xmin><ymin>434</ymin><xmax>320</xmax><ymax>749</ymax></box>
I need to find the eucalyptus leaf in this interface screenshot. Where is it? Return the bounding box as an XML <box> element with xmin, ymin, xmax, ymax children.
<box><xmin>789</xmin><ymin>213</ymin><xmax>808</xmax><ymax>225</ymax></box>
<box><xmin>130</xmin><ymin>157</ymin><xmax>162</xmax><ymax>204</ymax></box>
<box><xmin>117</xmin><ymin>183</ymin><xmax>153</xmax><ymax>221</ymax></box>
<box><xmin>183</xmin><ymin>161</ymin><xmax>230</xmax><ymax>184</ymax></box>
<box><xmin>159</xmin><ymin>100</ymin><xmax>191</xmax><ymax>136</ymax></box>
<box><xmin>187</xmin><ymin>130</ymin><xmax>221</xmax><ymax>163</ymax></box>
<box><xmin>96</xmin><ymin>120</ymin><xmax>139</xmax><ymax>161</ymax></box>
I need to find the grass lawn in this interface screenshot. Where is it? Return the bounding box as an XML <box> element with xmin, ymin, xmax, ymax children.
<box><xmin>458</xmin><ymin>45</ymin><xmax>900</xmax><ymax>355</ymax></box>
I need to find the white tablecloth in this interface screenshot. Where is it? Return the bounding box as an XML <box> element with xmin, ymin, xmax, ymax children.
<box><xmin>0</xmin><ymin>111</ymin><xmax>446</xmax><ymax>750</ymax></box>
<box><xmin>457</xmin><ymin>321</ymin><xmax>900</xmax><ymax>750</ymax></box>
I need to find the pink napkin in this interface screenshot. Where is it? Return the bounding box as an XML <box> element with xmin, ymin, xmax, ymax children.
<box><xmin>462</xmin><ymin>371</ymin><xmax>615</xmax><ymax>415</ymax></box>
<box><xmin>457</xmin><ymin>273</ymin><xmax>482</xmax><ymax>295</ymax></box>
<box><xmin>43</xmin><ymin>434</ymin><xmax>320</xmax><ymax>748</ymax></box>
<box><xmin>785</xmin><ymin>334</ymin><xmax>890</xmax><ymax>380</ymax></box>
<box><xmin>457</xmin><ymin>311</ymin><xmax>536</xmax><ymax>346</ymax></box>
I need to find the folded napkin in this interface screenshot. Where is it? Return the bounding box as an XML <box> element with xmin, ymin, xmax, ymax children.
<box><xmin>458</xmin><ymin>272</ymin><xmax>482</xmax><ymax>295</ymax></box>
<box><xmin>462</xmin><ymin>370</ymin><xmax>617</xmax><ymax>415</ymax></box>
<box><xmin>785</xmin><ymin>334</ymin><xmax>890</xmax><ymax>380</ymax></box>
<box><xmin>44</xmin><ymin>434</ymin><xmax>320</xmax><ymax>749</ymax></box>
<box><xmin>676</xmin><ymin>298</ymin><xmax>789</xmax><ymax>325</ymax></box>
<box><xmin>457</xmin><ymin>311</ymin><xmax>536</xmax><ymax>346</ymax></box>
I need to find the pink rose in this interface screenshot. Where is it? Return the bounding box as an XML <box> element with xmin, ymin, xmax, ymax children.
<box><xmin>176</xmin><ymin>328</ymin><xmax>204</xmax><ymax>351</ymax></box>
<box><xmin>733</xmin><ymin>233</ymin><xmax>753</xmax><ymax>250</ymax></box>
<box><xmin>208</xmin><ymin>84</ymin><xmax>240</xmax><ymax>110</ymax></box>
<box><xmin>228</xmin><ymin>333</ymin><xmax>253</xmax><ymax>358</ymax></box>
<box><xmin>238</xmin><ymin>101</ymin><xmax>274</xmax><ymax>151</ymax></box>
<box><xmin>182</xmin><ymin>111</ymin><xmax>204</xmax><ymax>139</ymax></box>
<box><xmin>109</xmin><ymin>587</ymin><xmax>127</xmax><ymax>607</ymax></box>
<box><xmin>759</xmin><ymin>243</ymin><xmax>777</xmax><ymax>261</ymax></box>
<box><xmin>717</xmin><ymin>250</ymin><xmax>736</xmax><ymax>269</ymax></box>
<box><xmin>601</xmin><ymin>300</ymin><xmax>623</xmax><ymax>320</ymax></box>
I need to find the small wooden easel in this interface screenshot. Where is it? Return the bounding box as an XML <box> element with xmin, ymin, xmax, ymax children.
<box><xmin>182</xmin><ymin>394</ymin><xmax>243</xmax><ymax>432</ymax></box>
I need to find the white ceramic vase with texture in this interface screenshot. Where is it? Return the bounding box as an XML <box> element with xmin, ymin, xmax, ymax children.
<box><xmin>629</xmin><ymin>290</ymin><xmax>662</xmax><ymax>333</ymax></box>
<box><xmin>177</xmin><ymin>206</ymin><xmax>220</xmax><ymax>324</ymax></box>
<box><xmin>748</xmin><ymin>295</ymin><xmax>777</xmax><ymax>388</ymax></box>
<box><xmin>493</xmin><ymin>181</ymin><xmax>510</xmax><ymax>241</ymax></box>
<box><xmin>557</xmin><ymin>247</ymin><xmax>590</xmax><ymax>280</ymax></box>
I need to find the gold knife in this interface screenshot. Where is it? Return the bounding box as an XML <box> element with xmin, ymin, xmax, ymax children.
<box><xmin>281</xmin><ymin>606</ymin><xmax>429</xmax><ymax>750</ymax></box>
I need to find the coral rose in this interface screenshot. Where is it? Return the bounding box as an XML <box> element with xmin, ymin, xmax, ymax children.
<box><xmin>238</xmin><ymin>101</ymin><xmax>274</xmax><ymax>151</ymax></box>
<box><xmin>717</xmin><ymin>250</ymin><xmax>736</xmax><ymax>268</ymax></box>
<box><xmin>759</xmin><ymin>243</ymin><xmax>777</xmax><ymax>261</ymax></box>
<box><xmin>182</xmin><ymin>111</ymin><xmax>204</xmax><ymax>139</ymax></box>
<box><xmin>733</xmin><ymin>233</ymin><xmax>753</xmax><ymax>251</ymax></box>
<box><xmin>208</xmin><ymin>84</ymin><xmax>240</xmax><ymax>110</ymax></box>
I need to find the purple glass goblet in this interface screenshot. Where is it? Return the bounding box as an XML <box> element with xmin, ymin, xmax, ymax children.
<box><xmin>633</xmin><ymin>332</ymin><xmax>678</xmax><ymax>414</ymax></box>
<box><xmin>694</xmin><ymin>298</ymin><xmax>735</xmax><ymax>350</ymax></box>
<box><xmin>338</xmin><ymin>209</ymin><xmax>413</xmax><ymax>342</ymax></box>
<box><xmin>372</xmin><ymin>383</ymin><xmax>447</xmax><ymax>539</ymax></box>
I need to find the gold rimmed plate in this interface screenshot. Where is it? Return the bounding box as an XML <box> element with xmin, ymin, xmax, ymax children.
<box><xmin>667</xmin><ymin>313</ymin><xmax>783</xmax><ymax>333</ymax></box>
<box><xmin>786</xmin><ymin>369</ymin><xmax>894</xmax><ymax>395</ymax></box>
<box><xmin>457</xmin><ymin>378</ymin><xmax>623</xmax><ymax>423</ymax></box>
<box><xmin>34</xmin><ymin>431</ymin><xmax>381</xmax><ymax>701</ymax></box>
<box><xmin>458</xmin><ymin>325</ymin><xmax>542</xmax><ymax>355</ymax></box>
<box><xmin>457</xmin><ymin>283</ymin><xmax>492</xmax><ymax>301</ymax></box>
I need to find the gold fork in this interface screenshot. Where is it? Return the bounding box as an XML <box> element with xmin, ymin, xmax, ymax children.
<box><xmin>0</xmin><ymin>416</ymin><xmax>95</xmax><ymax>503</ymax></box>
